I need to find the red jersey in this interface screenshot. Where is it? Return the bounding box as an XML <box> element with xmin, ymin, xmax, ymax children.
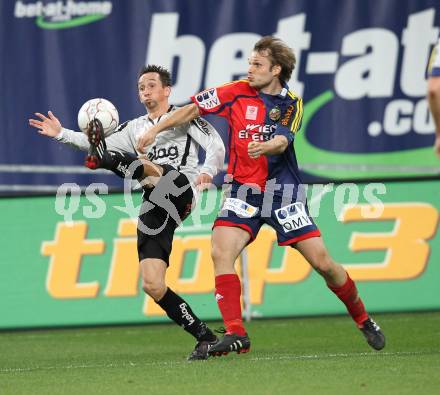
<box><xmin>191</xmin><ymin>80</ymin><xmax>303</xmax><ymax>192</ymax></box>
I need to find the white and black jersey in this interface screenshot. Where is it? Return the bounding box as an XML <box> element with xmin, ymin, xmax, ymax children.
<box><xmin>56</xmin><ymin>105</ymin><xmax>225</xmax><ymax>191</ymax></box>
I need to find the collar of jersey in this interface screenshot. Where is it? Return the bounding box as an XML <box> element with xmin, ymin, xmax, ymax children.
<box><xmin>258</xmin><ymin>80</ymin><xmax>289</xmax><ymax>99</ymax></box>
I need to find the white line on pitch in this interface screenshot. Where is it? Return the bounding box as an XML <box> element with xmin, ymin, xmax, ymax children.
<box><xmin>1</xmin><ymin>350</ymin><xmax>437</xmax><ymax>374</ymax></box>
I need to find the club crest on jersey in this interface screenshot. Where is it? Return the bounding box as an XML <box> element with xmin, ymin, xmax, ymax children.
<box><xmin>245</xmin><ymin>105</ymin><xmax>258</xmax><ymax>120</ymax></box>
<box><xmin>269</xmin><ymin>106</ymin><xmax>281</xmax><ymax>121</ymax></box>
<box><xmin>275</xmin><ymin>202</ymin><xmax>312</xmax><ymax>232</ymax></box>
<box><xmin>195</xmin><ymin>88</ymin><xmax>220</xmax><ymax>110</ymax></box>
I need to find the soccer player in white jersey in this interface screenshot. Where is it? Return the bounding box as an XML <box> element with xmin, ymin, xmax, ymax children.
<box><xmin>428</xmin><ymin>37</ymin><xmax>440</xmax><ymax>157</ymax></box>
<box><xmin>29</xmin><ymin>65</ymin><xmax>225</xmax><ymax>360</ymax></box>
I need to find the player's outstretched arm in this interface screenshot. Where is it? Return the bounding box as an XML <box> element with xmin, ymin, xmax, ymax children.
<box><xmin>29</xmin><ymin>110</ymin><xmax>90</xmax><ymax>151</ymax></box>
<box><xmin>28</xmin><ymin>111</ymin><xmax>62</xmax><ymax>137</ymax></box>
<box><xmin>137</xmin><ymin>103</ymin><xmax>200</xmax><ymax>153</ymax></box>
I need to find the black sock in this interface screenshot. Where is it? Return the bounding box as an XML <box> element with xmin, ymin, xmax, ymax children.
<box><xmin>157</xmin><ymin>288</ymin><xmax>216</xmax><ymax>342</ymax></box>
<box><xmin>100</xmin><ymin>150</ymin><xmax>144</xmax><ymax>180</ymax></box>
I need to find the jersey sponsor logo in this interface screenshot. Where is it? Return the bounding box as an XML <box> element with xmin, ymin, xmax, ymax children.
<box><xmin>195</xmin><ymin>88</ymin><xmax>220</xmax><ymax>110</ymax></box>
<box><xmin>147</xmin><ymin>145</ymin><xmax>179</xmax><ymax>161</ymax></box>
<box><xmin>275</xmin><ymin>202</ymin><xmax>312</xmax><ymax>232</ymax></box>
<box><xmin>238</xmin><ymin>124</ymin><xmax>276</xmax><ymax>141</ymax></box>
<box><xmin>238</xmin><ymin>130</ymin><xmax>273</xmax><ymax>141</ymax></box>
<box><xmin>245</xmin><ymin>105</ymin><xmax>258</xmax><ymax>120</ymax></box>
<box><xmin>193</xmin><ymin>117</ymin><xmax>211</xmax><ymax>134</ymax></box>
<box><xmin>222</xmin><ymin>198</ymin><xmax>258</xmax><ymax>218</ymax></box>
<box><xmin>280</xmin><ymin>105</ymin><xmax>295</xmax><ymax>126</ymax></box>
<box><xmin>246</xmin><ymin>124</ymin><xmax>276</xmax><ymax>134</ymax></box>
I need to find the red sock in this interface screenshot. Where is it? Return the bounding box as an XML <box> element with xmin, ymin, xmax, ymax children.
<box><xmin>328</xmin><ymin>273</ymin><xmax>369</xmax><ymax>327</ymax></box>
<box><xmin>215</xmin><ymin>274</ymin><xmax>246</xmax><ymax>336</ymax></box>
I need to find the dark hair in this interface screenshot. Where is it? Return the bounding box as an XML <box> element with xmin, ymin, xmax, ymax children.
<box><xmin>138</xmin><ymin>65</ymin><xmax>172</xmax><ymax>87</ymax></box>
<box><xmin>253</xmin><ymin>36</ymin><xmax>296</xmax><ymax>83</ymax></box>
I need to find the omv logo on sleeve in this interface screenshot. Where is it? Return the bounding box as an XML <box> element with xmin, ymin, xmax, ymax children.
<box><xmin>14</xmin><ymin>0</ymin><xmax>112</xmax><ymax>29</ymax></box>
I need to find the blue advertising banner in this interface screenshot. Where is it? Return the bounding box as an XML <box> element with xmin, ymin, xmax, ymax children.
<box><xmin>1</xmin><ymin>0</ymin><xmax>439</xmax><ymax>193</ymax></box>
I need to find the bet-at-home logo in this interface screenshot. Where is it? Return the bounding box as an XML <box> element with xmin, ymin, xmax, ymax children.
<box><xmin>147</xmin><ymin>9</ymin><xmax>438</xmax><ymax>138</ymax></box>
<box><xmin>14</xmin><ymin>0</ymin><xmax>112</xmax><ymax>29</ymax></box>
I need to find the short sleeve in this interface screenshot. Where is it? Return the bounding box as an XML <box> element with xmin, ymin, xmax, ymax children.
<box><xmin>190</xmin><ymin>81</ymin><xmax>239</xmax><ymax>118</ymax></box>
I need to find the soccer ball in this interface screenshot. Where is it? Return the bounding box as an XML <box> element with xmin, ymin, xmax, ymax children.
<box><xmin>77</xmin><ymin>98</ymin><xmax>119</xmax><ymax>136</ymax></box>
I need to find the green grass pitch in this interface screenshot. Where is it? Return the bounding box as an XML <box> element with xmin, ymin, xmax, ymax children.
<box><xmin>1</xmin><ymin>312</ymin><xmax>439</xmax><ymax>395</ymax></box>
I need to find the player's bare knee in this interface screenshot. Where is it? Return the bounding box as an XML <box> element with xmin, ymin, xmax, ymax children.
<box><xmin>308</xmin><ymin>249</ymin><xmax>328</xmax><ymax>267</ymax></box>
<box><xmin>211</xmin><ymin>244</ymin><xmax>235</xmax><ymax>268</ymax></box>
<box><xmin>211</xmin><ymin>243</ymin><xmax>223</xmax><ymax>263</ymax></box>
<box><xmin>142</xmin><ymin>280</ymin><xmax>166</xmax><ymax>300</ymax></box>
<box><xmin>211</xmin><ymin>249</ymin><xmax>237</xmax><ymax>275</ymax></box>
<box><xmin>310</xmin><ymin>253</ymin><xmax>335</xmax><ymax>275</ymax></box>
<box><xmin>318</xmin><ymin>263</ymin><xmax>344</xmax><ymax>286</ymax></box>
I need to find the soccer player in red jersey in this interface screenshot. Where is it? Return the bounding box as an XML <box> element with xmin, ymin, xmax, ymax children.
<box><xmin>137</xmin><ymin>37</ymin><xmax>385</xmax><ymax>356</ymax></box>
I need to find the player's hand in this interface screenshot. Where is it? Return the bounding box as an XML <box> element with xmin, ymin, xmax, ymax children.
<box><xmin>195</xmin><ymin>173</ymin><xmax>213</xmax><ymax>191</ymax></box>
<box><xmin>137</xmin><ymin>129</ymin><xmax>157</xmax><ymax>153</ymax></box>
<box><xmin>248</xmin><ymin>141</ymin><xmax>265</xmax><ymax>159</ymax></box>
<box><xmin>435</xmin><ymin>135</ymin><xmax>440</xmax><ymax>158</ymax></box>
<box><xmin>28</xmin><ymin>111</ymin><xmax>62</xmax><ymax>137</ymax></box>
